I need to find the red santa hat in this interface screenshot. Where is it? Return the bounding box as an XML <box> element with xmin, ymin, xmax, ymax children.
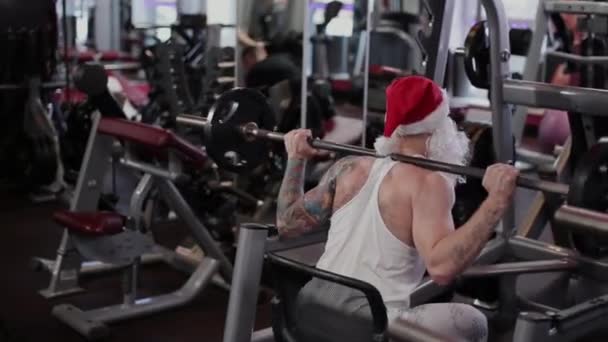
<box><xmin>382</xmin><ymin>75</ymin><xmax>449</xmax><ymax>137</ymax></box>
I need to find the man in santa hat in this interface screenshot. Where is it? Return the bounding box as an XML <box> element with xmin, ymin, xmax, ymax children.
<box><xmin>276</xmin><ymin>75</ymin><xmax>519</xmax><ymax>341</ymax></box>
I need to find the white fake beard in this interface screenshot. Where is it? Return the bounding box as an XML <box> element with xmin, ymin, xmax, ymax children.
<box><xmin>374</xmin><ymin>118</ymin><xmax>470</xmax><ymax>185</ymax></box>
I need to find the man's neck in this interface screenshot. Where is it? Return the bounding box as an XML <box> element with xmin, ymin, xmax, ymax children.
<box><xmin>394</xmin><ymin>135</ymin><xmax>430</xmax><ymax>157</ymax></box>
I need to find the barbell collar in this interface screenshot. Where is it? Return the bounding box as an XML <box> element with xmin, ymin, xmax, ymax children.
<box><xmin>240</xmin><ymin>122</ymin><xmax>285</xmax><ymax>142</ymax></box>
<box><xmin>176</xmin><ymin>114</ymin><xmax>208</xmax><ymax>128</ymax></box>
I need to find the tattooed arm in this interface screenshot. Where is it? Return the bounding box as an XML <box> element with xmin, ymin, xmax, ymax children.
<box><xmin>276</xmin><ymin>156</ymin><xmax>355</xmax><ymax>238</ymax></box>
<box><xmin>412</xmin><ymin>165</ymin><xmax>518</xmax><ymax>285</ymax></box>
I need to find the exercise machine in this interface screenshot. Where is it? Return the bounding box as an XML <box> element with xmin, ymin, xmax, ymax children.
<box><xmin>41</xmin><ymin>113</ymin><xmax>234</xmax><ymax>339</ymax></box>
<box><xmin>177</xmin><ymin>0</ymin><xmax>608</xmax><ymax>339</ymax></box>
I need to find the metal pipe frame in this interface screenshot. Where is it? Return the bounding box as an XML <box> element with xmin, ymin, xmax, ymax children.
<box><xmin>361</xmin><ymin>0</ymin><xmax>374</xmax><ymax>147</ymax></box>
<box><xmin>128</xmin><ymin>173</ymin><xmax>155</xmax><ymax>231</ymax></box>
<box><xmin>513</xmin><ymin>293</ymin><xmax>608</xmax><ymax>341</ymax></box>
<box><xmin>300</xmin><ymin>0</ymin><xmax>312</xmax><ymax>129</ymax></box>
<box><xmin>461</xmin><ymin>259</ymin><xmax>577</xmax><ymax>277</ymax></box>
<box><xmin>504</xmin><ymin>79</ymin><xmax>608</xmax><ymax>116</ymax></box>
<box><xmin>157</xmin><ymin>178</ymin><xmax>234</xmax><ymax>281</ymax></box>
<box><xmin>512</xmin><ymin>0</ymin><xmax>547</xmax><ymax>142</ymax></box>
<box><xmin>479</xmin><ymin>0</ymin><xmax>515</xmax><ymax>236</ymax></box>
<box><xmin>516</xmin><ymin>147</ymin><xmax>557</xmax><ymax>166</ymax></box>
<box><xmin>546</xmin><ymin>50</ymin><xmax>608</xmax><ymax>65</ymax></box>
<box><xmin>554</xmin><ymin>205</ymin><xmax>608</xmax><ymax>236</ymax></box>
<box><xmin>544</xmin><ymin>0</ymin><xmax>608</xmax><ymax>15</ymax></box>
<box><xmin>34</xmin><ymin>244</ymin><xmax>201</xmax><ymax>287</ymax></box>
<box><xmin>517</xmin><ymin>296</ymin><xmax>560</xmax><ymax>315</ymax></box>
<box><xmin>52</xmin><ymin>258</ymin><xmax>219</xmax><ymax>340</ymax></box>
<box><xmin>509</xmin><ymin>237</ymin><xmax>608</xmax><ymax>283</ymax></box>
<box><xmin>223</xmin><ymin>224</ymin><xmax>269</xmax><ymax>342</ymax></box>
<box><xmin>119</xmin><ymin>158</ymin><xmax>182</xmax><ymax>182</ymax></box>
<box><xmin>421</xmin><ymin>0</ymin><xmax>455</xmax><ymax>84</ymax></box>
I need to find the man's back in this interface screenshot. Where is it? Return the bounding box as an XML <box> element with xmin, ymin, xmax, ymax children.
<box><xmin>315</xmin><ymin>156</ymin><xmax>437</xmax><ymax>309</ymax></box>
<box><xmin>330</xmin><ymin>156</ymin><xmax>446</xmax><ymax>247</ymax></box>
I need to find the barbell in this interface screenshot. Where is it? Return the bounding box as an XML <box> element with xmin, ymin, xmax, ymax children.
<box><xmin>176</xmin><ymin>88</ymin><xmax>576</xmax><ymax>197</ymax></box>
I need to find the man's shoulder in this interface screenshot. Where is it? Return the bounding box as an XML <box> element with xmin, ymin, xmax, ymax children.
<box><xmin>329</xmin><ymin>156</ymin><xmax>373</xmax><ymax>183</ymax></box>
<box><xmin>333</xmin><ymin>155</ymin><xmax>373</xmax><ymax>169</ymax></box>
<box><xmin>391</xmin><ymin>164</ymin><xmax>452</xmax><ymax>192</ymax></box>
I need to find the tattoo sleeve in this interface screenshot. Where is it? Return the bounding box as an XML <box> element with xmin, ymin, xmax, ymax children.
<box><xmin>276</xmin><ymin>157</ymin><xmax>356</xmax><ymax>237</ymax></box>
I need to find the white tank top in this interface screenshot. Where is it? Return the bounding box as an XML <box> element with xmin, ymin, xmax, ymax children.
<box><xmin>316</xmin><ymin>157</ymin><xmax>426</xmax><ymax>310</ymax></box>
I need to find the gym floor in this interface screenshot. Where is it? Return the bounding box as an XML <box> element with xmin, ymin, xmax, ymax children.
<box><xmin>0</xmin><ymin>188</ymin><xmax>272</xmax><ymax>342</ymax></box>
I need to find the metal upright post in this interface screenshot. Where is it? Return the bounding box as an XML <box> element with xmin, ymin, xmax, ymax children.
<box><xmin>234</xmin><ymin>0</ymin><xmax>241</xmax><ymax>87</ymax></box>
<box><xmin>361</xmin><ymin>0</ymin><xmax>374</xmax><ymax>147</ymax></box>
<box><xmin>39</xmin><ymin>113</ymin><xmax>114</xmax><ymax>298</ymax></box>
<box><xmin>123</xmin><ymin>259</ymin><xmax>140</xmax><ymax>305</ymax></box>
<box><xmin>419</xmin><ymin>0</ymin><xmax>456</xmax><ymax>84</ymax></box>
<box><xmin>512</xmin><ymin>0</ymin><xmax>547</xmax><ymax>143</ymax></box>
<box><xmin>480</xmin><ymin>0</ymin><xmax>518</xmax><ymax>326</ymax></box>
<box><xmin>223</xmin><ymin>225</ymin><xmax>270</xmax><ymax>342</ymax></box>
<box><xmin>480</xmin><ymin>0</ymin><xmax>515</xmax><ymax>236</ymax></box>
<box><xmin>94</xmin><ymin>1</ymin><xmax>121</xmax><ymax>51</ymax></box>
<box><xmin>434</xmin><ymin>0</ymin><xmax>455</xmax><ymax>85</ymax></box>
<box><xmin>301</xmin><ymin>0</ymin><xmax>312</xmax><ymax>129</ymax></box>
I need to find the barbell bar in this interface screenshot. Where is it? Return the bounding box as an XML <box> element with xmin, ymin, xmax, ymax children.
<box><xmin>176</xmin><ymin>114</ymin><xmax>570</xmax><ymax>197</ymax></box>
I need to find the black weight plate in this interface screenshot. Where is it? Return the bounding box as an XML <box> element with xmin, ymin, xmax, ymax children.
<box><xmin>464</xmin><ymin>21</ymin><xmax>491</xmax><ymax>89</ymax></box>
<box><xmin>205</xmin><ymin>88</ymin><xmax>277</xmax><ymax>173</ymax></box>
<box><xmin>568</xmin><ymin>142</ymin><xmax>608</xmax><ymax>258</ymax></box>
<box><xmin>74</xmin><ymin>63</ymin><xmax>108</xmax><ymax>96</ymax></box>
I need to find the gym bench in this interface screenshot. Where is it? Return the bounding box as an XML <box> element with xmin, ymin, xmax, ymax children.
<box><xmin>43</xmin><ymin>115</ymin><xmax>233</xmax><ymax>340</ymax></box>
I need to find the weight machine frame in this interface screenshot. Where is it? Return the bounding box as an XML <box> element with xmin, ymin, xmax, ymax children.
<box><xmin>512</xmin><ymin>0</ymin><xmax>608</xmax><ymax>241</ymax></box>
<box><xmin>33</xmin><ymin>113</ymin><xmax>195</xmax><ymax>298</ymax></box>
<box><xmin>222</xmin><ymin>0</ymin><xmax>608</xmax><ymax>341</ymax></box>
<box><xmin>35</xmin><ymin>114</ymin><xmax>234</xmax><ymax>339</ymax></box>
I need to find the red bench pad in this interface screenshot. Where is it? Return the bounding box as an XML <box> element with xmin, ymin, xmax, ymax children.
<box><xmin>53</xmin><ymin>211</ymin><xmax>125</xmax><ymax>236</ymax></box>
<box><xmin>98</xmin><ymin>118</ymin><xmax>207</xmax><ymax>168</ymax></box>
